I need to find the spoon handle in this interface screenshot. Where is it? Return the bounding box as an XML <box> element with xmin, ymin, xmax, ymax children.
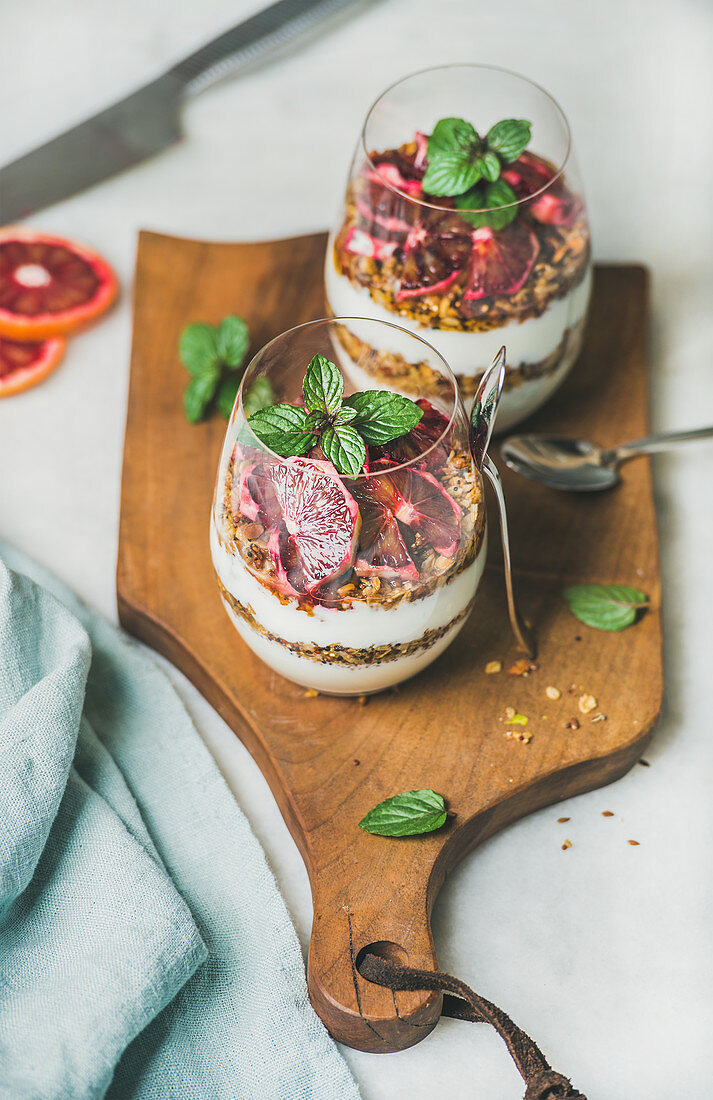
<box><xmin>608</xmin><ymin>425</ymin><xmax>713</xmax><ymax>463</ymax></box>
<box><xmin>482</xmin><ymin>456</ymin><xmax>536</xmax><ymax>659</ymax></box>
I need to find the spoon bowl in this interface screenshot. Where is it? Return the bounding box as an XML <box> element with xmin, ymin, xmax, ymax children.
<box><xmin>502</xmin><ymin>423</ymin><xmax>713</xmax><ymax>491</ymax></box>
<box><xmin>501</xmin><ymin>434</ymin><xmax>621</xmax><ymax>491</ymax></box>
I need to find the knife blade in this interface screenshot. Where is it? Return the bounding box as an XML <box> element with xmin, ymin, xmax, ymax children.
<box><xmin>0</xmin><ymin>0</ymin><xmax>361</xmax><ymax>224</ymax></box>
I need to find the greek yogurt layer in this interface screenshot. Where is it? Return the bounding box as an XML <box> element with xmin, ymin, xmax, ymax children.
<box><xmin>211</xmin><ymin>524</ymin><xmax>486</xmax><ymax>695</ymax></box>
<box><xmin>326</xmin><ymin>254</ymin><xmax>592</xmax><ymax>429</ymax></box>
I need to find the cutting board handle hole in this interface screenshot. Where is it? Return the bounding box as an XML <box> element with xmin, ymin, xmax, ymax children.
<box><xmin>355</xmin><ymin>940</ymin><xmax>408</xmax><ymax>974</ymax></box>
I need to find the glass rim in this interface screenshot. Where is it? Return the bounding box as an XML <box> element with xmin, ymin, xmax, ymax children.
<box><xmin>360</xmin><ymin>62</ymin><xmax>573</xmax><ymax>216</ymax></box>
<box><xmin>238</xmin><ymin>315</ymin><xmax>463</xmax><ymax>479</ymax></box>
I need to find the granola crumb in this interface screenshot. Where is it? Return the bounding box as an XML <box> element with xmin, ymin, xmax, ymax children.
<box><xmin>505</xmin><ymin>706</ymin><xmax>516</xmax><ymax>720</ymax></box>
<box><xmin>357</xmin><ymin>695</ymin><xmax>368</xmax><ymax>706</ymax></box>
<box><xmin>561</xmin><ymin>839</ymin><xmax>572</xmax><ymax>850</ymax></box>
<box><xmin>578</xmin><ymin>693</ymin><xmax>597</xmax><ymax>715</ymax></box>
<box><xmin>508</xmin><ymin>658</ymin><xmax>534</xmax><ymax>676</ymax></box>
<box><xmin>602</xmin><ymin>811</ymin><xmax>615</xmax><ymax>817</ymax></box>
<box><xmin>304</xmin><ymin>689</ymin><xmax>320</xmax><ymax>698</ymax></box>
<box><xmin>505</xmin><ymin>730</ymin><xmax>532</xmax><ymax>743</ymax></box>
<box><xmin>545</xmin><ymin>686</ymin><xmax>561</xmax><ymax>700</ymax></box>
<box><xmin>627</xmin><ymin>839</ymin><xmax>641</xmax><ymax>846</ymax></box>
<box><xmin>564</xmin><ymin>718</ymin><xmax>580</xmax><ymax>730</ymax></box>
<box><xmin>557</xmin><ymin>817</ymin><xmax>570</xmax><ymax>823</ymax></box>
<box><xmin>591</xmin><ymin>712</ymin><xmax>607</xmax><ymax>723</ymax></box>
<box><xmin>485</xmin><ymin>660</ymin><xmax>502</xmax><ymax>674</ymax></box>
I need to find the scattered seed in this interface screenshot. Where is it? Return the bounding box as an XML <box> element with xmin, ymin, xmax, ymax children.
<box><xmin>546</xmin><ymin>686</ymin><xmax>561</xmax><ymax>700</ymax></box>
<box><xmin>574</xmin><ymin>635</ymin><xmax>582</xmax><ymax>642</ymax></box>
<box><xmin>561</xmin><ymin>839</ymin><xmax>572</xmax><ymax>850</ymax></box>
<box><xmin>579</xmin><ymin>693</ymin><xmax>597</xmax><ymax>715</ymax></box>
<box><xmin>485</xmin><ymin>660</ymin><xmax>502</xmax><ymax>674</ymax></box>
<box><xmin>602</xmin><ymin>811</ymin><xmax>615</xmax><ymax>817</ymax></box>
<box><xmin>638</xmin><ymin>759</ymin><xmax>651</xmax><ymax>767</ymax></box>
<box><xmin>591</xmin><ymin>713</ymin><xmax>607</xmax><ymax>723</ymax></box>
<box><xmin>304</xmin><ymin>689</ymin><xmax>320</xmax><ymax>698</ymax></box>
<box><xmin>557</xmin><ymin>817</ymin><xmax>570</xmax><ymax>823</ymax></box>
<box><xmin>352</xmin><ymin>759</ymin><xmax>360</xmax><ymax>766</ymax></box>
<box><xmin>627</xmin><ymin>839</ymin><xmax>640</xmax><ymax>846</ymax></box>
<box><xmin>357</xmin><ymin>695</ymin><xmax>368</xmax><ymax>706</ymax></box>
<box><xmin>564</xmin><ymin>718</ymin><xmax>580</xmax><ymax>730</ymax></box>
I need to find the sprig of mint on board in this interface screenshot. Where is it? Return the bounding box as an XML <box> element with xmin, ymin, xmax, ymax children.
<box><xmin>179</xmin><ymin>315</ymin><xmax>250</xmax><ymax>423</ymax></box>
<box><xmin>247</xmin><ymin>354</ymin><xmax>423</xmax><ymax>478</ymax></box>
<box><xmin>358</xmin><ymin>789</ymin><xmax>448</xmax><ymax>838</ymax></box>
<box><xmin>563</xmin><ymin>584</ymin><xmax>649</xmax><ymax>632</ymax></box>
<box><xmin>422</xmin><ymin>116</ymin><xmax>531</xmax><ymax>230</ymax></box>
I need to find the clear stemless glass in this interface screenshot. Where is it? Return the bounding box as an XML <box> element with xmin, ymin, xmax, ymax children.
<box><xmin>325</xmin><ymin>64</ymin><xmax>592</xmax><ymax>432</ymax></box>
<box><xmin>210</xmin><ymin>317</ymin><xmax>487</xmax><ymax>696</ymax></box>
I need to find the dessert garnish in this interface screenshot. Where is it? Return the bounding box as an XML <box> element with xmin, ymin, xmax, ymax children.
<box><xmin>0</xmin><ymin>228</ymin><xmax>117</xmax><ymax>340</ymax></box>
<box><xmin>563</xmin><ymin>584</ymin><xmax>649</xmax><ymax>631</ymax></box>
<box><xmin>247</xmin><ymin>354</ymin><xmax>423</xmax><ymax>477</ymax></box>
<box><xmin>0</xmin><ymin>335</ymin><xmax>66</xmax><ymax>397</ymax></box>
<box><xmin>358</xmin><ymin>789</ymin><xmax>447</xmax><ymax>837</ymax></box>
<box><xmin>179</xmin><ymin>314</ymin><xmax>249</xmax><ymax>423</ymax></box>
<box><xmin>421</xmin><ymin>116</ymin><xmax>531</xmax><ymax>229</ymax></box>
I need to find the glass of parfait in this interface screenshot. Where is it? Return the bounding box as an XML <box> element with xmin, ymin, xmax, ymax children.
<box><xmin>210</xmin><ymin>317</ymin><xmax>487</xmax><ymax>696</ymax></box>
<box><xmin>325</xmin><ymin>64</ymin><xmax>592</xmax><ymax>432</ymax></box>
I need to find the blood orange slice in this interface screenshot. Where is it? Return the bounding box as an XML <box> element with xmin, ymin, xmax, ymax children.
<box><xmin>396</xmin><ymin>213</ymin><xmax>472</xmax><ymax>300</ymax></box>
<box><xmin>0</xmin><ymin>335</ymin><xmax>66</xmax><ymax>397</ymax></box>
<box><xmin>502</xmin><ymin>152</ymin><xmax>582</xmax><ymax>226</ymax></box>
<box><xmin>352</xmin><ymin>495</ymin><xmax>419</xmax><ymax>580</ymax></box>
<box><xmin>355</xmin><ymin>468</ymin><xmax>462</xmax><ymax>557</ymax></box>
<box><xmin>239</xmin><ymin>458</ymin><xmax>360</xmax><ymax>595</ymax></box>
<box><xmin>463</xmin><ymin>223</ymin><xmax>539</xmax><ymax>303</ymax></box>
<box><xmin>0</xmin><ymin>229</ymin><xmax>118</xmax><ymax>341</ymax></box>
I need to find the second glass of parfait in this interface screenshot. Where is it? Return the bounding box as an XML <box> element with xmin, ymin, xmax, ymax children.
<box><xmin>325</xmin><ymin>64</ymin><xmax>592</xmax><ymax>431</ymax></box>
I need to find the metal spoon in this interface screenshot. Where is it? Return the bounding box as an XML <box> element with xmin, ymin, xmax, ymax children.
<box><xmin>470</xmin><ymin>348</ymin><xmax>536</xmax><ymax>658</ymax></box>
<box><xmin>501</xmin><ymin>425</ymin><xmax>713</xmax><ymax>492</ymax></box>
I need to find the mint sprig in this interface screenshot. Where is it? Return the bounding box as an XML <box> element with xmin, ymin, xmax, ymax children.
<box><xmin>247</xmin><ymin>354</ymin><xmax>423</xmax><ymax>477</ymax></box>
<box><xmin>358</xmin><ymin>789</ymin><xmax>448</xmax><ymax>838</ymax></box>
<box><xmin>422</xmin><ymin>115</ymin><xmax>531</xmax><ymax>231</ymax></box>
<box><xmin>179</xmin><ymin>315</ymin><xmax>250</xmax><ymax>423</ymax></box>
<box><xmin>563</xmin><ymin>584</ymin><xmax>649</xmax><ymax>632</ymax></box>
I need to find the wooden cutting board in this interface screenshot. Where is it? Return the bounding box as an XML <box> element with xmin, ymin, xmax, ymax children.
<box><xmin>118</xmin><ymin>231</ymin><xmax>662</xmax><ymax>1053</ymax></box>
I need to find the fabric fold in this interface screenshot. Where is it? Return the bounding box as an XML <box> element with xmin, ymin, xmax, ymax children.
<box><xmin>0</xmin><ymin>545</ymin><xmax>360</xmax><ymax>1100</ymax></box>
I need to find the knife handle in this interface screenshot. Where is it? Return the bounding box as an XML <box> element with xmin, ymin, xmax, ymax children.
<box><xmin>168</xmin><ymin>0</ymin><xmax>358</xmax><ymax>95</ymax></box>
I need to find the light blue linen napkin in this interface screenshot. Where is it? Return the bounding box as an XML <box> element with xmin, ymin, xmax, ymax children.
<box><xmin>0</xmin><ymin>543</ymin><xmax>361</xmax><ymax>1100</ymax></box>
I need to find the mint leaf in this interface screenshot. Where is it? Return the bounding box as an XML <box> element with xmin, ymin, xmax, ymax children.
<box><xmin>456</xmin><ymin>179</ymin><xmax>519</xmax><ymax>230</ymax></box>
<box><xmin>303</xmin><ymin>354</ymin><xmax>343</xmax><ymax>415</ymax></box>
<box><xmin>334</xmin><ymin>404</ymin><xmax>358</xmax><ymax>425</ymax></box>
<box><xmin>216</xmin><ymin>316</ymin><xmax>249</xmax><ymax>369</ymax></box>
<box><xmin>321</xmin><ymin>424</ymin><xmax>367</xmax><ymax>477</ymax></box>
<box><xmin>563</xmin><ymin>584</ymin><xmax>649</xmax><ymax>632</ymax></box>
<box><xmin>248</xmin><ymin>404</ymin><xmax>316</xmax><ymax>457</ymax></box>
<box><xmin>180</xmin><ymin>324</ymin><xmax>218</xmax><ymax>377</ymax></box>
<box><xmin>217</xmin><ymin>374</ymin><xmax>240</xmax><ymax>420</ymax></box>
<box><xmin>422</xmin><ymin>152</ymin><xmax>481</xmax><ymax>197</ymax></box>
<box><xmin>343</xmin><ymin>391</ymin><xmax>423</xmax><ymax>444</ymax></box>
<box><xmin>486</xmin><ymin>118</ymin><xmax>531</xmax><ymax>163</ymax></box>
<box><xmin>183</xmin><ymin>366</ymin><xmax>221</xmax><ymax>423</ymax></box>
<box><xmin>476</xmin><ymin>151</ymin><xmax>501</xmax><ymax>182</ymax></box>
<box><xmin>428</xmin><ymin>117</ymin><xmax>478</xmax><ymax>157</ymax></box>
<box><xmin>242</xmin><ymin>376</ymin><xmax>274</xmax><ymax>419</ymax></box>
<box><xmin>359</xmin><ymin>790</ymin><xmax>447</xmax><ymax>837</ymax></box>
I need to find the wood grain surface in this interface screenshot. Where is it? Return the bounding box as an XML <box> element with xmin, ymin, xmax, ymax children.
<box><xmin>118</xmin><ymin>231</ymin><xmax>662</xmax><ymax>1052</ymax></box>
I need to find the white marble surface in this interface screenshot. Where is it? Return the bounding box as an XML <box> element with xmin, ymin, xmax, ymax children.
<box><xmin>2</xmin><ymin>1</ymin><xmax>712</xmax><ymax>1096</ymax></box>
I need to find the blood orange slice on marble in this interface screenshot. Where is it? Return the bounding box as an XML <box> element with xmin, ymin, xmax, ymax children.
<box><xmin>0</xmin><ymin>335</ymin><xmax>66</xmax><ymax>397</ymax></box>
<box><xmin>0</xmin><ymin>229</ymin><xmax>117</xmax><ymax>341</ymax></box>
